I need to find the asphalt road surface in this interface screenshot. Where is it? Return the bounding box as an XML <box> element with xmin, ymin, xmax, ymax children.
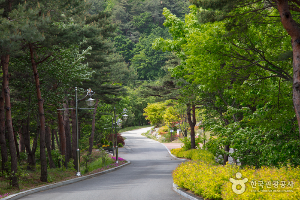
<box><xmin>20</xmin><ymin>127</ymin><xmax>186</xmax><ymax>200</ymax></box>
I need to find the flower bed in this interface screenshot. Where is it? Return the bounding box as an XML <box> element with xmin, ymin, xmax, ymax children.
<box><xmin>172</xmin><ymin>148</ymin><xmax>300</xmax><ymax>200</ymax></box>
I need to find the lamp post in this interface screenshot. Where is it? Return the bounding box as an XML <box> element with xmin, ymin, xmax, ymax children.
<box><xmin>75</xmin><ymin>87</ymin><xmax>95</xmax><ymax>176</ymax></box>
<box><xmin>113</xmin><ymin>107</ymin><xmax>128</xmax><ymax>163</ymax></box>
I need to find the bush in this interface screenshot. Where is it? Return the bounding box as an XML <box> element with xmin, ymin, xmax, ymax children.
<box><xmin>158</xmin><ymin>126</ymin><xmax>169</xmax><ymax>135</ymax></box>
<box><xmin>173</xmin><ymin>161</ymin><xmax>228</xmax><ymax>200</ymax></box>
<box><xmin>171</xmin><ymin>148</ymin><xmax>216</xmax><ymax>165</ymax></box>
<box><xmin>180</xmin><ymin>137</ymin><xmax>191</xmax><ymax>150</ymax></box>
<box><xmin>51</xmin><ymin>149</ymin><xmax>65</xmax><ymax>168</ymax></box>
<box><xmin>231</xmin><ymin>127</ymin><xmax>300</xmax><ymax>168</ymax></box>
<box><xmin>180</xmin><ymin>137</ymin><xmax>202</xmax><ymax>151</ymax></box>
<box><xmin>118</xmin><ymin>143</ymin><xmax>123</xmax><ymax>147</ymax></box>
<box><xmin>172</xmin><ymin>148</ymin><xmax>300</xmax><ymax>200</ymax></box>
<box><xmin>107</xmin><ymin>133</ymin><xmax>125</xmax><ymax>146</ymax></box>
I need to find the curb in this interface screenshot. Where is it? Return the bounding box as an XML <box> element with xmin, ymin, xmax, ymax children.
<box><xmin>3</xmin><ymin>161</ymin><xmax>131</xmax><ymax>200</ymax></box>
<box><xmin>160</xmin><ymin>143</ymin><xmax>186</xmax><ymax>161</ymax></box>
<box><xmin>161</xmin><ymin>144</ymin><xmax>203</xmax><ymax>200</ymax></box>
<box><xmin>172</xmin><ymin>183</ymin><xmax>204</xmax><ymax>200</ymax></box>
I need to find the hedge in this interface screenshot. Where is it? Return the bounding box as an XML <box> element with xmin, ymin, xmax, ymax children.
<box><xmin>171</xmin><ymin>148</ymin><xmax>300</xmax><ymax>200</ymax></box>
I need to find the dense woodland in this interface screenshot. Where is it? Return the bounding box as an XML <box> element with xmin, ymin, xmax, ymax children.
<box><xmin>1</xmin><ymin>0</ymin><xmax>300</xmax><ymax>189</ymax></box>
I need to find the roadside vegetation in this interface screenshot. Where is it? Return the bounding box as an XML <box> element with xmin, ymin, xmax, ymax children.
<box><xmin>171</xmin><ymin>147</ymin><xmax>300</xmax><ymax>200</ymax></box>
<box><xmin>0</xmin><ymin>149</ymin><xmax>126</xmax><ymax>199</ymax></box>
<box><xmin>119</xmin><ymin>125</ymin><xmax>152</xmax><ymax>133</ymax></box>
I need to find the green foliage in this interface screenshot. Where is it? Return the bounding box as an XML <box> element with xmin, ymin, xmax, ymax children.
<box><xmin>51</xmin><ymin>150</ymin><xmax>65</xmax><ymax>168</ymax></box>
<box><xmin>179</xmin><ymin>137</ymin><xmax>191</xmax><ymax>151</ymax></box>
<box><xmin>82</xmin><ymin>154</ymin><xmax>91</xmax><ymax>170</ymax></box>
<box><xmin>158</xmin><ymin>125</ymin><xmax>169</xmax><ymax>135</ymax></box>
<box><xmin>171</xmin><ymin>148</ymin><xmax>216</xmax><ymax>164</ymax></box>
<box><xmin>180</xmin><ymin>137</ymin><xmax>202</xmax><ymax>151</ymax></box>
<box><xmin>143</xmin><ymin>102</ymin><xmax>167</xmax><ymax>126</ymax></box>
<box><xmin>131</xmin><ymin>31</ymin><xmax>170</xmax><ymax>80</ymax></box>
<box><xmin>153</xmin><ymin>3</ymin><xmax>298</xmax><ymax>170</ymax></box>
<box><xmin>118</xmin><ymin>143</ymin><xmax>123</xmax><ymax>147</ymax></box>
<box><xmin>82</xmin><ymin>154</ymin><xmax>114</xmax><ymax>175</ymax></box>
<box><xmin>114</xmin><ymin>35</ymin><xmax>135</xmax><ymax>63</ymax></box>
<box><xmin>172</xmin><ymin>148</ymin><xmax>300</xmax><ymax>199</ymax></box>
<box><xmin>174</xmin><ymin>160</ymin><xmax>300</xmax><ymax>200</ymax></box>
<box><xmin>163</xmin><ymin>106</ymin><xmax>180</xmax><ymax>127</ymax></box>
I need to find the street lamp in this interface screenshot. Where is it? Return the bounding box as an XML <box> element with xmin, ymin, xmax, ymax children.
<box><xmin>75</xmin><ymin>87</ymin><xmax>95</xmax><ymax>176</ymax></box>
<box><xmin>85</xmin><ymin>88</ymin><xmax>95</xmax><ymax>107</ymax></box>
<box><xmin>113</xmin><ymin>107</ymin><xmax>128</xmax><ymax>163</ymax></box>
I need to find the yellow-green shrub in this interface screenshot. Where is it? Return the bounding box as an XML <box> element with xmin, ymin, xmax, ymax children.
<box><xmin>222</xmin><ymin>165</ymin><xmax>300</xmax><ymax>200</ymax></box>
<box><xmin>173</xmin><ymin>161</ymin><xmax>234</xmax><ymax>199</ymax></box>
<box><xmin>171</xmin><ymin>148</ymin><xmax>215</xmax><ymax>165</ymax></box>
<box><xmin>173</xmin><ymin>161</ymin><xmax>300</xmax><ymax>200</ymax></box>
<box><xmin>170</xmin><ymin>148</ymin><xmax>184</xmax><ymax>156</ymax></box>
<box><xmin>158</xmin><ymin>125</ymin><xmax>169</xmax><ymax>135</ymax></box>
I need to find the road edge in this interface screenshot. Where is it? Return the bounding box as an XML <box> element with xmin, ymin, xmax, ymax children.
<box><xmin>2</xmin><ymin>161</ymin><xmax>131</xmax><ymax>200</ymax></box>
<box><xmin>172</xmin><ymin>183</ymin><xmax>204</xmax><ymax>200</ymax></box>
<box><xmin>160</xmin><ymin>143</ymin><xmax>186</xmax><ymax>161</ymax></box>
<box><xmin>160</xmin><ymin>143</ymin><xmax>203</xmax><ymax>200</ymax></box>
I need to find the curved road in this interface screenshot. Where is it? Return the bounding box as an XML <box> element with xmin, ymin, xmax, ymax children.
<box><xmin>21</xmin><ymin>127</ymin><xmax>186</xmax><ymax>200</ymax></box>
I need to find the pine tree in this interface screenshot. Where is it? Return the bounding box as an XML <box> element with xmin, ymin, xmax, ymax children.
<box><xmin>82</xmin><ymin>11</ymin><xmax>128</xmax><ymax>104</ymax></box>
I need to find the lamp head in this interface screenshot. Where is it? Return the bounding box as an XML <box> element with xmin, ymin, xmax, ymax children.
<box><xmin>86</xmin><ymin>97</ymin><xmax>95</xmax><ymax>106</ymax></box>
<box><xmin>122</xmin><ymin>114</ymin><xmax>128</xmax><ymax>121</ymax></box>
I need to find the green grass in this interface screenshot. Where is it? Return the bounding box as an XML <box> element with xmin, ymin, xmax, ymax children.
<box><xmin>81</xmin><ymin>155</ymin><xmax>114</xmax><ymax>175</ymax></box>
<box><xmin>0</xmin><ymin>150</ymin><xmax>127</xmax><ymax>199</ymax></box>
<box><xmin>141</xmin><ymin>130</ymin><xmax>157</xmax><ymax>140</ymax></box>
<box><xmin>119</xmin><ymin>125</ymin><xmax>152</xmax><ymax>132</ymax></box>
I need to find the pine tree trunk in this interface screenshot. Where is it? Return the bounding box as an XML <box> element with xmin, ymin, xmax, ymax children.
<box><xmin>32</xmin><ymin>129</ymin><xmax>39</xmax><ymax>157</ymax></box>
<box><xmin>1</xmin><ymin>55</ymin><xmax>18</xmax><ymax>188</ymax></box>
<box><xmin>277</xmin><ymin>1</ymin><xmax>300</xmax><ymax>136</ymax></box>
<box><xmin>45</xmin><ymin>126</ymin><xmax>55</xmax><ymax>168</ymax></box>
<box><xmin>187</xmin><ymin>103</ymin><xmax>196</xmax><ymax>149</ymax></box>
<box><xmin>71</xmin><ymin>99</ymin><xmax>77</xmax><ymax>169</ymax></box>
<box><xmin>0</xmin><ymin>64</ymin><xmax>8</xmax><ymax>174</ymax></box>
<box><xmin>23</xmin><ymin>119</ymin><xmax>36</xmax><ymax>170</ymax></box>
<box><xmin>89</xmin><ymin>99</ymin><xmax>99</xmax><ymax>155</ymax></box>
<box><xmin>54</xmin><ymin>129</ymin><xmax>60</xmax><ymax>151</ymax></box>
<box><xmin>52</xmin><ymin>129</ymin><xmax>55</xmax><ymax>150</ymax></box>
<box><xmin>13</xmin><ymin>130</ymin><xmax>19</xmax><ymax>158</ymax></box>
<box><xmin>63</xmin><ymin>102</ymin><xmax>71</xmax><ymax>166</ymax></box>
<box><xmin>19</xmin><ymin>129</ymin><xmax>25</xmax><ymax>153</ymax></box>
<box><xmin>29</xmin><ymin>44</ymin><xmax>47</xmax><ymax>182</ymax></box>
<box><xmin>57</xmin><ymin>110</ymin><xmax>66</xmax><ymax>163</ymax></box>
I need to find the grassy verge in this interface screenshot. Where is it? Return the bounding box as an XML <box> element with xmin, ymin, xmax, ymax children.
<box><xmin>141</xmin><ymin>130</ymin><xmax>157</xmax><ymax>140</ymax></box>
<box><xmin>119</xmin><ymin>125</ymin><xmax>152</xmax><ymax>133</ymax></box>
<box><xmin>142</xmin><ymin>129</ymin><xmax>182</xmax><ymax>143</ymax></box>
<box><xmin>0</xmin><ymin>150</ymin><xmax>127</xmax><ymax>199</ymax></box>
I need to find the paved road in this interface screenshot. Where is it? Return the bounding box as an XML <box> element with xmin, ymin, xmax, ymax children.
<box><xmin>21</xmin><ymin>127</ymin><xmax>186</xmax><ymax>200</ymax></box>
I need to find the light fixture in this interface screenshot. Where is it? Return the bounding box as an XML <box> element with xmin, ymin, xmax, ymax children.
<box><xmin>85</xmin><ymin>88</ymin><xmax>95</xmax><ymax>106</ymax></box>
<box><xmin>86</xmin><ymin>97</ymin><xmax>95</xmax><ymax>106</ymax></box>
<box><xmin>122</xmin><ymin>113</ymin><xmax>128</xmax><ymax>121</ymax></box>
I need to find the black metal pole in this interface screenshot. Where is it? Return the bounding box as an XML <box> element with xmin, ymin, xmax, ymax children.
<box><xmin>114</xmin><ymin>107</ymin><xmax>118</xmax><ymax>163</ymax></box>
<box><xmin>75</xmin><ymin>87</ymin><xmax>81</xmax><ymax>176</ymax></box>
<box><xmin>111</xmin><ymin>117</ymin><xmax>114</xmax><ymax>156</ymax></box>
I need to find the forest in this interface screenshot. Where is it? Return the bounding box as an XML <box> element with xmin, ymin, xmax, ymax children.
<box><xmin>1</xmin><ymin>0</ymin><xmax>300</xmax><ymax>194</ymax></box>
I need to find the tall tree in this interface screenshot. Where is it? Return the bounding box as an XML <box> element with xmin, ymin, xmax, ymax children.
<box><xmin>1</xmin><ymin>55</ymin><xmax>18</xmax><ymax>188</ymax></box>
<box><xmin>0</xmin><ymin>80</ymin><xmax>8</xmax><ymax>174</ymax></box>
<box><xmin>63</xmin><ymin>100</ymin><xmax>71</xmax><ymax>166</ymax></box>
<box><xmin>88</xmin><ymin>99</ymin><xmax>99</xmax><ymax>155</ymax></box>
